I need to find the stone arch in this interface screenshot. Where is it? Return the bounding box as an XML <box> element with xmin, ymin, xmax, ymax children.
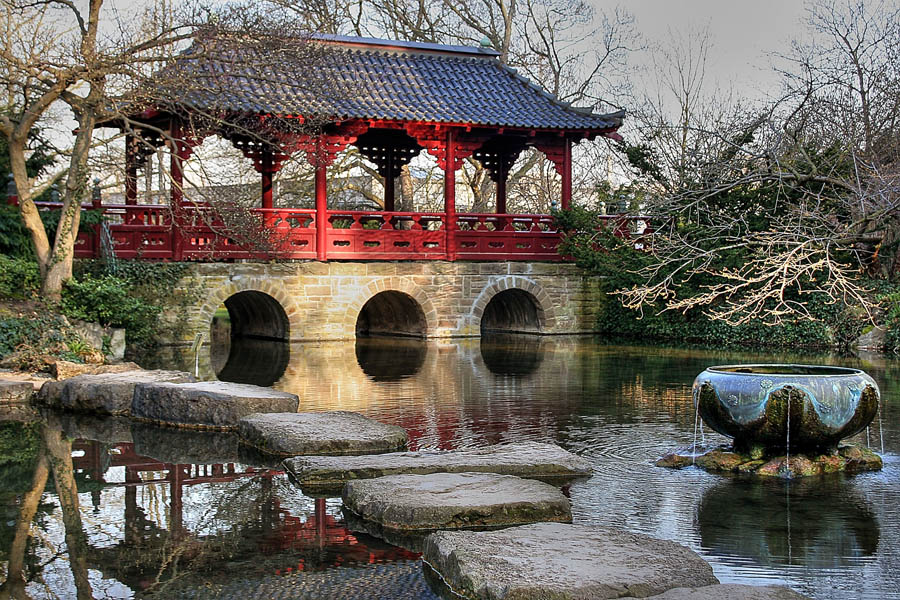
<box><xmin>470</xmin><ymin>276</ymin><xmax>556</xmax><ymax>334</ymax></box>
<box><xmin>342</xmin><ymin>277</ymin><xmax>438</xmax><ymax>338</ymax></box>
<box><xmin>198</xmin><ymin>278</ymin><xmax>302</xmax><ymax>342</ymax></box>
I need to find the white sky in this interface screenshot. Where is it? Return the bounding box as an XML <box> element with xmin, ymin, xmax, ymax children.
<box><xmin>607</xmin><ymin>0</ymin><xmax>809</xmax><ymax>97</ymax></box>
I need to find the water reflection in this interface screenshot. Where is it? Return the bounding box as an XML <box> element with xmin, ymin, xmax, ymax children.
<box><xmin>212</xmin><ymin>337</ymin><xmax>291</xmax><ymax>387</ymax></box>
<box><xmin>7</xmin><ymin>339</ymin><xmax>899</xmax><ymax>599</ymax></box>
<box><xmin>355</xmin><ymin>337</ymin><xmax>427</xmax><ymax>381</ymax></box>
<box><xmin>480</xmin><ymin>333</ymin><xmax>543</xmax><ymax>375</ymax></box>
<box><xmin>698</xmin><ymin>477</ymin><xmax>879</xmax><ymax>569</ymax></box>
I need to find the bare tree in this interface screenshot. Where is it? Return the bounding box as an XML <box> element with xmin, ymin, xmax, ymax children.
<box><xmin>607</xmin><ymin>1</ymin><xmax>900</xmax><ymax>327</ymax></box>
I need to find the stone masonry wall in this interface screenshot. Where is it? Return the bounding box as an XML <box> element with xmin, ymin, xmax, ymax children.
<box><xmin>160</xmin><ymin>261</ymin><xmax>603</xmax><ymax>344</ymax></box>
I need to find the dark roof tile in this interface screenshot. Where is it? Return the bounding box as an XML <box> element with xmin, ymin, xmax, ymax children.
<box><xmin>153</xmin><ymin>34</ymin><xmax>623</xmax><ymax>132</ymax></box>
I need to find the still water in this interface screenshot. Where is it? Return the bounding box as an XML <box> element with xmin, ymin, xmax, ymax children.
<box><xmin>1</xmin><ymin>336</ymin><xmax>898</xmax><ymax>599</ymax></box>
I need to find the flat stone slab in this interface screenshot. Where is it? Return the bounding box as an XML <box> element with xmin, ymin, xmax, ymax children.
<box><xmin>422</xmin><ymin>522</ymin><xmax>719</xmax><ymax>600</ymax></box>
<box><xmin>38</xmin><ymin>370</ymin><xmax>195</xmax><ymax>415</ymax></box>
<box><xmin>343</xmin><ymin>472</ymin><xmax>571</xmax><ymax>532</ymax></box>
<box><xmin>131</xmin><ymin>381</ymin><xmax>299</xmax><ymax>430</ymax></box>
<box><xmin>238</xmin><ymin>411</ymin><xmax>407</xmax><ymax>456</ymax></box>
<box><xmin>0</xmin><ymin>380</ymin><xmax>33</xmax><ymax>404</ymax></box>
<box><xmin>648</xmin><ymin>584</ymin><xmax>810</xmax><ymax>599</ymax></box>
<box><xmin>286</xmin><ymin>442</ymin><xmax>591</xmax><ymax>493</ymax></box>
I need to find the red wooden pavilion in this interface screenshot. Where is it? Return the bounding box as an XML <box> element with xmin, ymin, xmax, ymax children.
<box><xmin>95</xmin><ymin>34</ymin><xmax>629</xmax><ymax>262</ymax></box>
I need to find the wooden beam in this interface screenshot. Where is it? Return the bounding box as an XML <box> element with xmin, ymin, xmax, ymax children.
<box><xmin>444</xmin><ymin>129</ymin><xmax>457</xmax><ymax>261</ymax></box>
<box><xmin>125</xmin><ymin>135</ymin><xmax>138</xmax><ymax>206</ymax></box>
<box><xmin>315</xmin><ymin>160</ymin><xmax>328</xmax><ymax>261</ymax></box>
<box><xmin>561</xmin><ymin>137</ymin><xmax>572</xmax><ymax>210</ymax></box>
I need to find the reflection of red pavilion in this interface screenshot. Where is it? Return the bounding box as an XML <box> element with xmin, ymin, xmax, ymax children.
<box><xmin>71</xmin><ymin>439</ymin><xmax>417</xmax><ymax>582</ymax></box>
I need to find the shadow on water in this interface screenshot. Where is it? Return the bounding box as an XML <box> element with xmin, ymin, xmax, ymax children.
<box><xmin>355</xmin><ymin>336</ymin><xmax>427</xmax><ymax>381</ymax></box>
<box><xmin>211</xmin><ymin>336</ymin><xmax>291</xmax><ymax>387</ymax></box>
<box><xmin>698</xmin><ymin>476</ymin><xmax>880</xmax><ymax>569</ymax></box>
<box><xmin>479</xmin><ymin>333</ymin><xmax>544</xmax><ymax>376</ymax></box>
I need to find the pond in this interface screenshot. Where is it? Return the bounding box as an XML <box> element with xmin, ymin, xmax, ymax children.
<box><xmin>1</xmin><ymin>336</ymin><xmax>898</xmax><ymax>599</ymax></box>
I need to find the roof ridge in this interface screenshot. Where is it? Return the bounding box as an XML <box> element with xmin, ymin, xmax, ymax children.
<box><xmin>310</xmin><ymin>33</ymin><xmax>500</xmax><ymax>58</ymax></box>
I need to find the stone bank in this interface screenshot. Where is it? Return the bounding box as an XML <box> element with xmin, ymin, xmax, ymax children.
<box><xmin>162</xmin><ymin>261</ymin><xmax>603</xmax><ymax>344</ymax></box>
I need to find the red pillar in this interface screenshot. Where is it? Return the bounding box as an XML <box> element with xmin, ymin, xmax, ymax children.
<box><xmin>261</xmin><ymin>150</ymin><xmax>274</xmax><ymax>210</ymax></box>
<box><xmin>170</xmin><ymin>124</ymin><xmax>186</xmax><ymax>261</ymax></box>
<box><xmin>384</xmin><ymin>148</ymin><xmax>395</xmax><ymax>212</ymax></box>
<box><xmin>444</xmin><ymin>129</ymin><xmax>457</xmax><ymax>261</ymax></box>
<box><xmin>496</xmin><ymin>158</ymin><xmax>508</xmax><ymax>214</ymax></box>
<box><xmin>315</xmin><ymin>159</ymin><xmax>328</xmax><ymax>261</ymax></box>
<box><xmin>561</xmin><ymin>137</ymin><xmax>572</xmax><ymax>210</ymax></box>
<box><xmin>125</xmin><ymin>136</ymin><xmax>138</xmax><ymax>206</ymax></box>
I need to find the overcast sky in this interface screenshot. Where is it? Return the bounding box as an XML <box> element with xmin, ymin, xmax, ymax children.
<box><xmin>609</xmin><ymin>0</ymin><xmax>810</xmax><ymax>97</ymax></box>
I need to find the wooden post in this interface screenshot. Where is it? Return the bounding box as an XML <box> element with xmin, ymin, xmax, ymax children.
<box><xmin>561</xmin><ymin>137</ymin><xmax>572</xmax><ymax>210</ymax></box>
<box><xmin>496</xmin><ymin>156</ymin><xmax>508</xmax><ymax>214</ymax></box>
<box><xmin>6</xmin><ymin>173</ymin><xmax>17</xmax><ymax>206</ymax></box>
<box><xmin>384</xmin><ymin>147</ymin><xmax>395</xmax><ymax>212</ymax></box>
<box><xmin>444</xmin><ymin>129</ymin><xmax>456</xmax><ymax>261</ymax></box>
<box><xmin>261</xmin><ymin>149</ymin><xmax>274</xmax><ymax>210</ymax></box>
<box><xmin>170</xmin><ymin>123</ymin><xmax>186</xmax><ymax>261</ymax></box>
<box><xmin>125</xmin><ymin>135</ymin><xmax>138</xmax><ymax>206</ymax></box>
<box><xmin>315</xmin><ymin>159</ymin><xmax>328</xmax><ymax>261</ymax></box>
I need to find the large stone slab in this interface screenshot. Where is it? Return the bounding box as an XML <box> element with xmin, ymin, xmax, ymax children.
<box><xmin>422</xmin><ymin>522</ymin><xmax>719</xmax><ymax>600</ymax></box>
<box><xmin>648</xmin><ymin>585</ymin><xmax>811</xmax><ymax>599</ymax></box>
<box><xmin>131</xmin><ymin>381</ymin><xmax>299</xmax><ymax>430</ymax></box>
<box><xmin>38</xmin><ymin>370</ymin><xmax>195</xmax><ymax>415</ymax></box>
<box><xmin>0</xmin><ymin>380</ymin><xmax>33</xmax><ymax>404</ymax></box>
<box><xmin>238</xmin><ymin>411</ymin><xmax>408</xmax><ymax>456</ymax></box>
<box><xmin>285</xmin><ymin>442</ymin><xmax>591</xmax><ymax>494</ymax></box>
<box><xmin>342</xmin><ymin>472</ymin><xmax>571</xmax><ymax>532</ymax></box>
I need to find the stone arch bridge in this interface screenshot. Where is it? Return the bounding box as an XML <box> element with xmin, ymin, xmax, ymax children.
<box><xmin>161</xmin><ymin>261</ymin><xmax>603</xmax><ymax>345</ymax></box>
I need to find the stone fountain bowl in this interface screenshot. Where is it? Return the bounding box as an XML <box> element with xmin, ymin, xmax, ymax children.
<box><xmin>694</xmin><ymin>364</ymin><xmax>879</xmax><ymax>453</ymax></box>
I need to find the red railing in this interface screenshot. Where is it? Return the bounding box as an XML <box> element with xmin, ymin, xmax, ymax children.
<box><xmin>35</xmin><ymin>201</ymin><xmax>654</xmax><ymax>262</ymax></box>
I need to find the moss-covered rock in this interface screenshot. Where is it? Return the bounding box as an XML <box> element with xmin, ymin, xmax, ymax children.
<box><xmin>655</xmin><ymin>453</ymin><xmax>694</xmax><ymax>469</ymax></box>
<box><xmin>695</xmin><ymin>450</ymin><xmax>747</xmax><ymax>472</ymax></box>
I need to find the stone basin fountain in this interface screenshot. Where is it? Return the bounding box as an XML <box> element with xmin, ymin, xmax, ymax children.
<box><xmin>658</xmin><ymin>364</ymin><xmax>883</xmax><ymax>477</ymax></box>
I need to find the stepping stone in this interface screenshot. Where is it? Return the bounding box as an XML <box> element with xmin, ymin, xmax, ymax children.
<box><xmin>285</xmin><ymin>442</ymin><xmax>591</xmax><ymax>493</ymax></box>
<box><xmin>132</xmin><ymin>422</ymin><xmax>241</xmax><ymax>465</ymax></box>
<box><xmin>38</xmin><ymin>370</ymin><xmax>195</xmax><ymax>415</ymax></box>
<box><xmin>0</xmin><ymin>380</ymin><xmax>33</xmax><ymax>404</ymax></box>
<box><xmin>422</xmin><ymin>522</ymin><xmax>719</xmax><ymax>600</ymax></box>
<box><xmin>131</xmin><ymin>381</ymin><xmax>299</xmax><ymax>430</ymax></box>
<box><xmin>342</xmin><ymin>472</ymin><xmax>571</xmax><ymax>532</ymax></box>
<box><xmin>45</xmin><ymin>411</ymin><xmax>133</xmax><ymax>444</ymax></box>
<box><xmin>648</xmin><ymin>584</ymin><xmax>811</xmax><ymax>599</ymax></box>
<box><xmin>238</xmin><ymin>411</ymin><xmax>408</xmax><ymax>456</ymax></box>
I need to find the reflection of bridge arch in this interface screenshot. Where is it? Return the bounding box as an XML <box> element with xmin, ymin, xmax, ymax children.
<box><xmin>199</xmin><ymin>280</ymin><xmax>301</xmax><ymax>341</ymax></box>
<box><xmin>344</xmin><ymin>278</ymin><xmax>437</xmax><ymax>338</ymax></box>
<box><xmin>471</xmin><ymin>277</ymin><xmax>555</xmax><ymax>333</ymax></box>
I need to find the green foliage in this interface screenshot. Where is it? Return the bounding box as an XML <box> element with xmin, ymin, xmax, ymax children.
<box><xmin>0</xmin><ymin>255</ymin><xmax>39</xmax><ymax>299</ymax></box>
<box><xmin>555</xmin><ymin>208</ymin><xmax>861</xmax><ymax>350</ymax></box>
<box><xmin>0</xmin><ymin>313</ymin><xmax>90</xmax><ymax>366</ymax></box>
<box><xmin>0</xmin><ymin>205</ymin><xmax>103</xmax><ymax>258</ymax></box>
<box><xmin>61</xmin><ymin>275</ymin><xmax>161</xmax><ymax>348</ymax></box>
<box><xmin>64</xmin><ymin>261</ymin><xmax>198</xmax><ymax>355</ymax></box>
<box><xmin>877</xmin><ymin>283</ymin><xmax>900</xmax><ymax>352</ymax></box>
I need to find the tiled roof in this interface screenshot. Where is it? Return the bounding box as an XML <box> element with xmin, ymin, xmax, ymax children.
<box><xmin>154</xmin><ymin>34</ymin><xmax>623</xmax><ymax>132</ymax></box>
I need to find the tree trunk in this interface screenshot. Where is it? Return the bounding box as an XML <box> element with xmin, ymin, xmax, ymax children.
<box><xmin>8</xmin><ymin>138</ymin><xmax>51</xmax><ymax>280</ymax></box>
<box><xmin>0</xmin><ymin>448</ymin><xmax>49</xmax><ymax>600</ymax></box>
<box><xmin>41</xmin><ymin>109</ymin><xmax>97</xmax><ymax>300</ymax></box>
<box><xmin>42</xmin><ymin>426</ymin><xmax>93</xmax><ymax>600</ymax></box>
<box><xmin>399</xmin><ymin>164</ymin><xmax>415</xmax><ymax>212</ymax></box>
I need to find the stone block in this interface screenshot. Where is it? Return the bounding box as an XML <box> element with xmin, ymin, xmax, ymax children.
<box><xmin>422</xmin><ymin>522</ymin><xmax>719</xmax><ymax>600</ymax></box>
<box><xmin>0</xmin><ymin>380</ymin><xmax>33</xmax><ymax>404</ymax></box>
<box><xmin>238</xmin><ymin>411</ymin><xmax>407</xmax><ymax>456</ymax></box>
<box><xmin>286</xmin><ymin>442</ymin><xmax>591</xmax><ymax>493</ymax></box>
<box><xmin>132</xmin><ymin>381</ymin><xmax>299</xmax><ymax>429</ymax></box>
<box><xmin>39</xmin><ymin>369</ymin><xmax>195</xmax><ymax>415</ymax></box>
<box><xmin>342</xmin><ymin>472</ymin><xmax>571</xmax><ymax>532</ymax></box>
<box><xmin>648</xmin><ymin>585</ymin><xmax>811</xmax><ymax>599</ymax></box>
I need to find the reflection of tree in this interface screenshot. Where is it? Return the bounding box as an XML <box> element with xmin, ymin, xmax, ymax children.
<box><xmin>41</xmin><ymin>427</ymin><xmax>93</xmax><ymax>600</ymax></box>
<box><xmin>0</xmin><ymin>448</ymin><xmax>48</xmax><ymax>600</ymax></box>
